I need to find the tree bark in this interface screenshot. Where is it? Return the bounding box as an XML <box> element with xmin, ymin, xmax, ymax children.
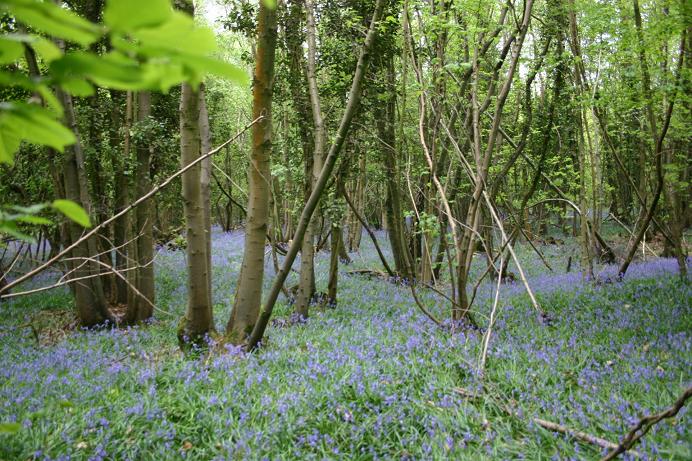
<box><xmin>226</xmin><ymin>0</ymin><xmax>278</xmax><ymax>342</ymax></box>
<box><xmin>247</xmin><ymin>0</ymin><xmax>386</xmax><ymax>351</ymax></box>
<box><xmin>199</xmin><ymin>85</ymin><xmax>213</xmax><ymax>309</ymax></box>
<box><xmin>125</xmin><ymin>91</ymin><xmax>156</xmax><ymax>324</ymax></box>
<box><xmin>294</xmin><ymin>0</ymin><xmax>327</xmax><ymax>317</ymax></box>
<box><xmin>178</xmin><ymin>79</ymin><xmax>214</xmax><ymax>345</ymax></box>
<box><xmin>58</xmin><ymin>89</ymin><xmax>113</xmax><ymax>327</ymax></box>
<box><xmin>112</xmin><ymin>90</ymin><xmax>130</xmax><ymax>305</ymax></box>
<box><xmin>176</xmin><ymin>0</ymin><xmax>213</xmax><ymax>347</ymax></box>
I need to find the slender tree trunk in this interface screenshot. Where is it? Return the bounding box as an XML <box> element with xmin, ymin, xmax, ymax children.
<box><xmin>176</xmin><ymin>0</ymin><xmax>213</xmax><ymax>346</ymax></box>
<box><xmin>294</xmin><ymin>0</ymin><xmax>326</xmax><ymax>318</ymax></box>
<box><xmin>112</xmin><ymin>90</ymin><xmax>130</xmax><ymax>305</ymax></box>
<box><xmin>247</xmin><ymin>0</ymin><xmax>386</xmax><ymax>350</ymax></box>
<box><xmin>379</xmin><ymin>56</ymin><xmax>411</xmax><ymax>278</ymax></box>
<box><xmin>327</xmin><ymin>222</ymin><xmax>340</xmax><ymax>306</ymax></box>
<box><xmin>199</xmin><ymin>86</ymin><xmax>213</xmax><ymax>310</ymax></box>
<box><xmin>348</xmin><ymin>147</ymin><xmax>366</xmax><ymax>251</ymax></box>
<box><xmin>58</xmin><ymin>89</ymin><xmax>113</xmax><ymax>327</ymax></box>
<box><xmin>226</xmin><ymin>0</ymin><xmax>278</xmax><ymax>342</ymax></box>
<box><xmin>178</xmin><ymin>80</ymin><xmax>213</xmax><ymax>345</ymax></box>
<box><xmin>125</xmin><ymin>91</ymin><xmax>156</xmax><ymax>323</ymax></box>
<box><xmin>577</xmin><ymin>109</ymin><xmax>595</xmax><ymax>279</ymax></box>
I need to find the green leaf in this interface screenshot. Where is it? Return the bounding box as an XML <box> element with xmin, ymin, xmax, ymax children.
<box><xmin>59</xmin><ymin>78</ymin><xmax>95</xmax><ymax>97</ymax></box>
<box><xmin>4</xmin><ymin>0</ymin><xmax>102</xmax><ymax>46</ymax></box>
<box><xmin>51</xmin><ymin>51</ymin><xmax>147</xmax><ymax>91</ymax></box>
<box><xmin>0</xmin><ymin>422</ymin><xmax>21</xmax><ymax>434</ymax></box>
<box><xmin>30</xmin><ymin>36</ymin><xmax>61</xmax><ymax>63</ymax></box>
<box><xmin>139</xmin><ymin>61</ymin><xmax>186</xmax><ymax>92</ymax></box>
<box><xmin>0</xmin><ymin>37</ymin><xmax>24</xmax><ymax>64</ymax></box>
<box><xmin>0</xmin><ymin>34</ymin><xmax>61</xmax><ymax>63</ymax></box>
<box><xmin>10</xmin><ymin>203</ymin><xmax>48</xmax><ymax>214</ymax></box>
<box><xmin>15</xmin><ymin>215</ymin><xmax>52</xmax><ymax>225</ymax></box>
<box><xmin>0</xmin><ymin>102</ymin><xmax>76</xmax><ymax>164</ymax></box>
<box><xmin>180</xmin><ymin>55</ymin><xmax>249</xmax><ymax>86</ymax></box>
<box><xmin>57</xmin><ymin>400</ymin><xmax>74</xmax><ymax>408</ymax></box>
<box><xmin>129</xmin><ymin>12</ymin><xmax>217</xmax><ymax>57</ymax></box>
<box><xmin>52</xmin><ymin>200</ymin><xmax>91</xmax><ymax>227</ymax></box>
<box><xmin>36</xmin><ymin>85</ymin><xmax>65</xmax><ymax>116</ymax></box>
<box><xmin>262</xmin><ymin>0</ymin><xmax>277</xmax><ymax>9</ymax></box>
<box><xmin>0</xmin><ymin>70</ymin><xmax>36</xmax><ymax>91</ymax></box>
<box><xmin>104</xmin><ymin>0</ymin><xmax>171</xmax><ymax>31</ymax></box>
<box><xmin>0</xmin><ymin>121</ymin><xmax>20</xmax><ymax>165</ymax></box>
<box><xmin>0</xmin><ymin>221</ymin><xmax>34</xmax><ymax>242</ymax></box>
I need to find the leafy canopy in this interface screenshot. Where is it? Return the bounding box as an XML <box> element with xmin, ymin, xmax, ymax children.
<box><xmin>0</xmin><ymin>0</ymin><xmax>248</xmax><ymax>233</ymax></box>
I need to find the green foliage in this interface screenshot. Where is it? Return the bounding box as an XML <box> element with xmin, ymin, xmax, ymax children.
<box><xmin>51</xmin><ymin>199</ymin><xmax>91</xmax><ymax>228</ymax></box>
<box><xmin>0</xmin><ymin>101</ymin><xmax>75</xmax><ymax>164</ymax></box>
<box><xmin>0</xmin><ymin>199</ymin><xmax>95</xmax><ymax>241</ymax></box>
<box><xmin>4</xmin><ymin>0</ymin><xmax>102</xmax><ymax>46</ymax></box>
<box><xmin>103</xmin><ymin>0</ymin><xmax>172</xmax><ymax>31</ymax></box>
<box><xmin>0</xmin><ymin>0</ymin><xmax>249</xmax><ymax>240</ymax></box>
<box><xmin>0</xmin><ymin>422</ymin><xmax>21</xmax><ymax>434</ymax></box>
<box><xmin>0</xmin><ymin>0</ymin><xmax>248</xmax><ymax>165</ymax></box>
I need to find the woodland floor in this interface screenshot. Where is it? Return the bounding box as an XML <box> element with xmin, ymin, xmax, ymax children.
<box><xmin>0</xmin><ymin>228</ymin><xmax>690</xmax><ymax>460</ymax></box>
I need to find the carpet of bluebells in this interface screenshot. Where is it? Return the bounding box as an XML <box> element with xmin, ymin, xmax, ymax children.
<box><xmin>0</xmin><ymin>229</ymin><xmax>690</xmax><ymax>460</ymax></box>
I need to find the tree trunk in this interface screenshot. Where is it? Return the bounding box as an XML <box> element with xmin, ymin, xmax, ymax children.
<box><xmin>247</xmin><ymin>0</ymin><xmax>386</xmax><ymax>351</ymax></box>
<box><xmin>199</xmin><ymin>85</ymin><xmax>213</xmax><ymax>309</ymax></box>
<box><xmin>176</xmin><ymin>0</ymin><xmax>213</xmax><ymax>347</ymax></box>
<box><xmin>226</xmin><ymin>0</ymin><xmax>278</xmax><ymax>342</ymax></box>
<box><xmin>58</xmin><ymin>89</ymin><xmax>113</xmax><ymax>327</ymax></box>
<box><xmin>347</xmin><ymin>146</ymin><xmax>366</xmax><ymax>251</ymax></box>
<box><xmin>379</xmin><ymin>55</ymin><xmax>411</xmax><ymax>279</ymax></box>
<box><xmin>125</xmin><ymin>91</ymin><xmax>156</xmax><ymax>323</ymax></box>
<box><xmin>112</xmin><ymin>90</ymin><xmax>129</xmax><ymax>305</ymax></box>
<box><xmin>178</xmin><ymin>80</ymin><xmax>213</xmax><ymax>345</ymax></box>
<box><xmin>326</xmin><ymin>222</ymin><xmax>340</xmax><ymax>306</ymax></box>
<box><xmin>294</xmin><ymin>0</ymin><xmax>326</xmax><ymax>318</ymax></box>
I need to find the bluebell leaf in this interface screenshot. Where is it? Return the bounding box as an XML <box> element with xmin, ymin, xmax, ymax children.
<box><xmin>0</xmin><ymin>422</ymin><xmax>21</xmax><ymax>434</ymax></box>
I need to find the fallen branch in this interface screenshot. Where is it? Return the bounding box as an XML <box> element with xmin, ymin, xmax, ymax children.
<box><xmin>347</xmin><ymin>268</ymin><xmax>389</xmax><ymax>279</ymax></box>
<box><xmin>452</xmin><ymin>386</ymin><xmax>642</xmax><ymax>458</ymax></box>
<box><xmin>341</xmin><ymin>187</ymin><xmax>394</xmax><ymax>277</ymax></box>
<box><xmin>600</xmin><ymin>386</ymin><xmax>692</xmax><ymax>461</ymax></box>
<box><xmin>533</xmin><ymin>418</ymin><xmax>637</xmax><ymax>457</ymax></box>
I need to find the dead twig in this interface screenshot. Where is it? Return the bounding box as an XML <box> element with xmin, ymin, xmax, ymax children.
<box><xmin>600</xmin><ymin>386</ymin><xmax>692</xmax><ymax>461</ymax></box>
<box><xmin>452</xmin><ymin>386</ymin><xmax>642</xmax><ymax>458</ymax></box>
<box><xmin>533</xmin><ymin>418</ymin><xmax>637</xmax><ymax>457</ymax></box>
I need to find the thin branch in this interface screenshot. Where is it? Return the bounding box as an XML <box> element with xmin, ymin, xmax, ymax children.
<box><xmin>478</xmin><ymin>251</ymin><xmax>504</xmax><ymax>374</ymax></box>
<box><xmin>600</xmin><ymin>386</ymin><xmax>692</xmax><ymax>461</ymax></box>
<box><xmin>341</xmin><ymin>187</ymin><xmax>394</xmax><ymax>277</ymax></box>
<box><xmin>533</xmin><ymin>418</ymin><xmax>639</xmax><ymax>458</ymax></box>
<box><xmin>0</xmin><ymin>117</ymin><xmax>263</xmax><ymax>297</ymax></box>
